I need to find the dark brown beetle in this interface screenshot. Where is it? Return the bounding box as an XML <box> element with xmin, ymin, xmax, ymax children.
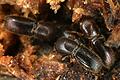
<box><xmin>4</xmin><ymin>15</ymin><xmax>60</xmax><ymax>42</ymax></box>
<box><xmin>79</xmin><ymin>16</ymin><xmax>116</xmax><ymax>69</ymax></box>
<box><xmin>55</xmin><ymin>31</ymin><xmax>103</xmax><ymax>73</ymax></box>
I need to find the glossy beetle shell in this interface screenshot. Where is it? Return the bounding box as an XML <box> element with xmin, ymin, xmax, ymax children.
<box><xmin>5</xmin><ymin>15</ymin><xmax>36</xmax><ymax>36</ymax></box>
<box><xmin>79</xmin><ymin>16</ymin><xmax>100</xmax><ymax>39</ymax></box>
<box><xmin>5</xmin><ymin>16</ymin><xmax>58</xmax><ymax>41</ymax></box>
<box><xmin>74</xmin><ymin>45</ymin><xmax>103</xmax><ymax>73</ymax></box>
<box><xmin>79</xmin><ymin>16</ymin><xmax>116</xmax><ymax>69</ymax></box>
<box><xmin>91</xmin><ymin>37</ymin><xmax>116</xmax><ymax>68</ymax></box>
<box><xmin>55</xmin><ymin>37</ymin><xmax>78</xmax><ymax>55</ymax></box>
<box><xmin>55</xmin><ymin>37</ymin><xmax>103</xmax><ymax>73</ymax></box>
<box><xmin>32</xmin><ymin>21</ymin><xmax>58</xmax><ymax>41</ymax></box>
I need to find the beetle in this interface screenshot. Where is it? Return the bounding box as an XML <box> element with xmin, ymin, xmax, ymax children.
<box><xmin>4</xmin><ymin>15</ymin><xmax>64</xmax><ymax>42</ymax></box>
<box><xmin>55</xmin><ymin>31</ymin><xmax>103</xmax><ymax>73</ymax></box>
<box><xmin>79</xmin><ymin>16</ymin><xmax>116</xmax><ymax>69</ymax></box>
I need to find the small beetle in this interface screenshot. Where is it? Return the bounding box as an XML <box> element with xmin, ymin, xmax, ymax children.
<box><xmin>79</xmin><ymin>16</ymin><xmax>116</xmax><ymax>68</ymax></box>
<box><xmin>4</xmin><ymin>15</ymin><xmax>62</xmax><ymax>42</ymax></box>
<box><xmin>55</xmin><ymin>36</ymin><xmax>103</xmax><ymax>73</ymax></box>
